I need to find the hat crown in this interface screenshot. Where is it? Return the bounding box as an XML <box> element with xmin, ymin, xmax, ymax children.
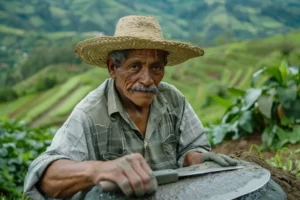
<box><xmin>114</xmin><ymin>15</ymin><xmax>164</xmax><ymax>40</ymax></box>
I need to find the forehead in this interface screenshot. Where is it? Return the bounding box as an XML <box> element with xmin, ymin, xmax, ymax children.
<box><xmin>127</xmin><ymin>49</ymin><xmax>167</xmax><ymax>59</ymax></box>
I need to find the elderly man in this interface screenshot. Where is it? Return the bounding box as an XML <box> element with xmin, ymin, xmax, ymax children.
<box><xmin>24</xmin><ymin>15</ymin><xmax>237</xmax><ymax>199</ymax></box>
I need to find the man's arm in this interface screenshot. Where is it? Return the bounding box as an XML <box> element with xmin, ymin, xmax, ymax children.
<box><xmin>39</xmin><ymin>154</ymin><xmax>157</xmax><ymax>198</ymax></box>
<box><xmin>177</xmin><ymin>100</ymin><xmax>236</xmax><ymax>167</ymax></box>
<box><xmin>24</xmin><ymin>109</ymin><xmax>157</xmax><ymax>198</ymax></box>
<box><xmin>176</xmin><ymin>99</ymin><xmax>211</xmax><ymax>167</ymax></box>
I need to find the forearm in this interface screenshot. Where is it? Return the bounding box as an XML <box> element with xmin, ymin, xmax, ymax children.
<box><xmin>39</xmin><ymin>159</ymin><xmax>99</xmax><ymax>198</ymax></box>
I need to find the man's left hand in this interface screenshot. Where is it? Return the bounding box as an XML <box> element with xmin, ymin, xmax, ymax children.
<box><xmin>184</xmin><ymin>152</ymin><xmax>237</xmax><ymax>167</ymax></box>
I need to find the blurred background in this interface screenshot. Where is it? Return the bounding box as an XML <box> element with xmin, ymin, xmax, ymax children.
<box><xmin>0</xmin><ymin>0</ymin><xmax>300</xmax><ymax>198</ymax></box>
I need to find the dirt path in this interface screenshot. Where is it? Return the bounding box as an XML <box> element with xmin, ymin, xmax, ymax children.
<box><xmin>29</xmin><ymin>84</ymin><xmax>82</xmax><ymax>128</ymax></box>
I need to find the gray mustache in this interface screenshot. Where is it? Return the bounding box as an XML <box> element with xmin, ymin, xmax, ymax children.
<box><xmin>129</xmin><ymin>84</ymin><xmax>158</xmax><ymax>94</ymax></box>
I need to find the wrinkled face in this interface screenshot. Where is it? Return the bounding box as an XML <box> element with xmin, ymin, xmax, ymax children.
<box><xmin>108</xmin><ymin>49</ymin><xmax>167</xmax><ymax>108</ymax></box>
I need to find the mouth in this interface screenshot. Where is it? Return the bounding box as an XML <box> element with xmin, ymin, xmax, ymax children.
<box><xmin>128</xmin><ymin>89</ymin><xmax>157</xmax><ymax>94</ymax></box>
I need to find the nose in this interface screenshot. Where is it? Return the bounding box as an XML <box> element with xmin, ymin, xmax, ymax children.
<box><xmin>140</xmin><ymin>68</ymin><xmax>154</xmax><ymax>86</ymax></box>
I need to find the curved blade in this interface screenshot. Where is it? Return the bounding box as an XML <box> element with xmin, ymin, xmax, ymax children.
<box><xmin>178</xmin><ymin>166</ymin><xmax>244</xmax><ymax>178</ymax></box>
<box><xmin>208</xmin><ymin>168</ymin><xmax>271</xmax><ymax>200</ymax></box>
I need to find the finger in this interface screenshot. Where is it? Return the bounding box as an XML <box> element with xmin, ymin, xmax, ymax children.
<box><xmin>208</xmin><ymin>153</ymin><xmax>229</xmax><ymax>167</ymax></box>
<box><xmin>122</xmin><ymin>156</ymin><xmax>146</xmax><ymax>197</ymax></box>
<box><xmin>115</xmin><ymin>175</ymin><xmax>133</xmax><ymax>196</ymax></box>
<box><xmin>136</xmin><ymin>154</ymin><xmax>158</xmax><ymax>194</ymax></box>
<box><xmin>139</xmin><ymin>156</ymin><xmax>152</xmax><ymax>174</ymax></box>
<box><xmin>115</xmin><ymin>158</ymin><xmax>136</xmax><ymax>196</ymax></box>
<box><xmin>131</xmin><ymin>161</ymin><xmax>152</xmax><ymax>192</ymax></box>
<box><xmin>220</xmin><ymin>154</ymin><xmax>238</xmax><ymax>166</ymax></box>
<box><xmin>147</xmin><ymin>174</ymin><xmax>158</xmax><ymax>195</ymax></box>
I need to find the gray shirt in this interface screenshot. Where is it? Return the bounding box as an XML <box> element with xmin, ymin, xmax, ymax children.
<box><xmin>24</xmin><ymin>78</ymin><xmax>211</xmax><ymax>199</ymax></box>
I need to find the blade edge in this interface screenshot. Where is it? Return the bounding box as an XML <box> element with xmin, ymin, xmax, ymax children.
<box><xmin>178</xmin><ymin>166</ymin><xmax>243</xmax><ymax>178</ymax></box>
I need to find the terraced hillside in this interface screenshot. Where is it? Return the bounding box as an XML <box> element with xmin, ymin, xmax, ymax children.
<box><xmin>1</xmin><ymin>31</ymin><xmax>300</xmax><ymax>127</ymax></box>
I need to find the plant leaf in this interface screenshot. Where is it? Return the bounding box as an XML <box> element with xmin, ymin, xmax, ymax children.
<box><xmin>242</xmin><ymin>88</ymin><xmax>262</xmax><ymax>111</ymax></box>
<box><xmin>238</xmin><ymin>111</ymin><xmax>253</xmax><ymax>133</ymax></box>
<box><xmin>262</xmin><ymin>126</ymin><xmax>276</xmax><ymax>147</ymax></box>
<box><xmin>251</xmin><ymin>68</ymin><xmax>265</xmax><ymax>87</ymax></box>
<box><xmin>279</xmin><ymin>60</ymin><xmax>290</xmax><ymax>86</ymax></box>
<box><xmin>277</xmin><ymin>84</ymin><xmax>297</xmax><ymax>109</ymax></box>
<box><xmin>290</xmin><ymin>125</ymin><xmax>300</xmax><ymax>144</ymax></box>
<box><xmin>227</xmin><ymin>88</ymin><xmax>246</xmax><ymax>96</ymax></box>
<box><xmin>210</xmin><ymin>94</ymin><xmax>232</xmax><ymax>108</ymax></box>
<box><xmin>284</xmin><ymin>99</ymin><xmax>300</xmax><ymax>119</ymax></box>
<box><xmin>257</xmin><ymin>95</ymin><xmax>274</xmax><ymax>118</ymax></box>
<box><xmin>211</xmin><ymin>124</ymin><xmax>230</xmax><ymax>144</ymax></box>
<box><xmin>264</xmin><ymin>66</ymin><xmax>282</xmax><ymax>84</ymax></box>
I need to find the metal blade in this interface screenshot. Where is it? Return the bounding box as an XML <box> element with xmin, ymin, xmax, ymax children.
<box><xmin>178</xmin><ymin>165</ymin><xmax>243</xmax><ymax>178</ymax></box>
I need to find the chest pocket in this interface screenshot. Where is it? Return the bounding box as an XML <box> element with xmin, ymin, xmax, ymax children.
<box><xmin>94</xmin><ymin>122</ymin><xmax>127</xmax><ymax>161</ymax></box>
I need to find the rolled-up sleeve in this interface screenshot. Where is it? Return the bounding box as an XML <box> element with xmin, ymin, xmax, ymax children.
<box><xmin>177</xmin><ymin>100</ymin><xmax>211</xmax><ymax>167</ymax></box>
<box><xmin>24</xmin><ymin>108</ymin><xmax>92</xmax><ymax>199</ymax></box>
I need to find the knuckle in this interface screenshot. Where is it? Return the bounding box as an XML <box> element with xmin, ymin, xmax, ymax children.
<box><xmin>132</xmin><ymin>153</ymin><xmax>143</xmax><ymax>159</ymax></box>
<box><xmin>133</xmin><ymin>179</ymin><xmax>142</xmax><ymax>188</ymax></box>
<box><xmin>142</xmin><ymin>175</ymin><xmax>151</xmax><ymax>185</ymax></box>
<box><xmin>125</xmin><ymin>156</ymin><xmax>133</xmax><ymax>163</ymax></box>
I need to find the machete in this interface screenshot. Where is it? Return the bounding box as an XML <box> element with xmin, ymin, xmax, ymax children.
<box><xmin>98</xmin><ymin>165</ymin><xmax>243</xmax><ymax>193</ymax></box>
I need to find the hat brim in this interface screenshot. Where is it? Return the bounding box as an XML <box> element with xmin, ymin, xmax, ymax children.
<box><xmin>74</xmin><ymin>36</ymin><xmax>204</xmax><ymax>68</ymax></box>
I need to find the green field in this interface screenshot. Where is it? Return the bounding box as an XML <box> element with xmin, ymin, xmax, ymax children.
<box><xmin>1</xmin><ymin>31</ymin><xmax>300</xmax><ymax>127</ymax></box>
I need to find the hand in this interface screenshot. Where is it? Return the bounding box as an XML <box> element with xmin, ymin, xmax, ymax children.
<box><xmin>90</xmin><ymin>153</ymin><xmax>157</xmax><ymax>197</ymax></box>
<box><xmin>201</xmin><ymin>152</ymin><xmax>237</xmax><ymax>167</ymax></box>
<box><xmin>184</xmin><ymin>152</ymin><xmax>237</xmax><ymax>167</ymax></box>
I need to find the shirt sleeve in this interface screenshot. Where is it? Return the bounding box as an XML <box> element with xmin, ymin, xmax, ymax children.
<box><xmin>177</xmin><ymin>99</ymin><xmax>211</xmax><ymax>167</ymax></box>
<box><xmin>23</xmin><ymin>108</ymin><xmax>92</xmax><ymax>199</ymax></box>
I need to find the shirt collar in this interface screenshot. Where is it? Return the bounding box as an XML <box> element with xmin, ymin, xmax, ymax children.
<box><xmin>107</xmin><ymin>78</ymin><xmax>125</xmax><ymax>117</ymax></box>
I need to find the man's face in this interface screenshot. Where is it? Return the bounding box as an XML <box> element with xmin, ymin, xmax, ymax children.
<box><xmin>108</xmin><ymin>49</ymin><xmax>167</xmax><ymax>108</ymax></box>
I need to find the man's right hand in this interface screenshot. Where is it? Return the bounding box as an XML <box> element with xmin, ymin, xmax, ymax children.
<box><xmin>88</xmin><ymin>153</ymin><xmax>157</xmax><ymax>197</ymax></box>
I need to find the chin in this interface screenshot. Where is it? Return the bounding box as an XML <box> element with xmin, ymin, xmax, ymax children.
<box><xmin>130</xmin><ymin>93</ymin><xmax>155</xmax><ymax>107</ymax></box>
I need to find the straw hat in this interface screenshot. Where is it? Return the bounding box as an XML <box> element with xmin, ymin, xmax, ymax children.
<box><xmin>74</xmin><ymin>15</ymin><xmax>204</xmax><ymax>68</ymax></box>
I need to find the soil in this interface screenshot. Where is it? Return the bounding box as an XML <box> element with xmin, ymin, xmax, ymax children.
<box><xmin>230</xmin><ymin>152</ymin><xmax>300</xmax><ymax>200</ymax></box>
<box><xmin>212</xmin><ymin>133</ymin><xmax>300</xmax><ymax>199</ymax></box>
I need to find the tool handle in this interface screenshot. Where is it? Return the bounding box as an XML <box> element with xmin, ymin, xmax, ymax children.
<box><xmin>98</xmin><ymin>169</ymin><xmax>178</xmax><ymax>193</ymax></box>
<box><xmin>98</xmin><ymin>181</ymin><xmax>120</xmax><ymax>193</ymax></box>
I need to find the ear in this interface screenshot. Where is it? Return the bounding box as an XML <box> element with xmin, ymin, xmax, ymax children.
<box><xmin>107</xmin><ymin>59</ymin><xmax>116</xmax><ymax>79</ymax></box>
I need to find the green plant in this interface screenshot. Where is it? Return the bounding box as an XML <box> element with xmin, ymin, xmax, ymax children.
<box><xmin>207</xmin><ymin>60</ymin><xmax>300</xmax><ymax>149</ymax></box>
<box><xmin>266</xmin><ymin>148</ymin><xmax>300</xmax><ymax>177</ymax></box>
<box><xmin>249</xmin><ymin>145</ymin><xmax>300</xmax><ymax>177</ymax></box>
<box><xmin>0</xmin><ymin>117</ymin><xmax>55</xmax><ymax>198</ymax></box>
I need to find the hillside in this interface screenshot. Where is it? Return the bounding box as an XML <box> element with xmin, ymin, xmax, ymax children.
<box><xmin>1</xmin><ymin>0</ymin><xmax>300</xmax><ymax>81</ymax></box>
<box><xmin>1</xmin><ymin>0</ymin><xmax>300</xmax><ymax>42</ymax></box>
<box><xmin>1</xmin><ymin>30</ymin><xmax>299</xmax><ymax>128</ymax></box>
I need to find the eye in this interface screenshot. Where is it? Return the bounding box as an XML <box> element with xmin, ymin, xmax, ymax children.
<box><xmin>152</xmin><ymin>65</ymin><xmax>163</xmax><ymax>70</ymax></box>
<box><xmin>130</xmin><ymin>64</ymin><xmax>140</xmax><ymax>69</ymax></box>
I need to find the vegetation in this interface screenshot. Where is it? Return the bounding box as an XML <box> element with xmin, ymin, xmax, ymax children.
<box><xmin>1</xmin><ymin>31</ymin><xmax>300</xmax><ymax>128</ymax></box>
<box><xmin>1</xmin><ymin>0</ymin><xmax>300</xmax><ymax>87</ymax></box>
<box><xmin>249</xmin><ymin>145</ymin><xmax>300</xmax><ymax>177</ymax></box>
<box><xmin>1</xmin><ymin>1</ymin><xmax>300</xmax><ymax>199</ymax></box>
<box><xmin>207</xmin><ymin>60</ymin><xmax>300</xmax><ymax>150</ymax></box>
<box><xmin>0</xmin><ymin>117</ymin><xmax>54</xmax><ymax>198</ymax></box>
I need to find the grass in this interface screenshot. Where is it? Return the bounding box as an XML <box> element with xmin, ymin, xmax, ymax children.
<box><xmin>0</xmin><ymin>94</ymin><xmax>36</xmax><ymax>117</ymax></box>
<box><xmin>22</xmin><ymin>77</ymin><xmax>81</xmax><ymax>123</ymax></box>
<box><xmin>0</xmin><ymin>25</ymin><xmax>24</xmax><ymax>36</ymax></box>
<box><xmin>14</xmin><ymin>87</ymin><xmax>60</xmax><ymax>119</ymax></box>
<box><xmin>249</xmin><ymin>145</ymin><xmax>300</xmax><ymax>177</ymax></box>
<box><xmin>52</xmin><ymin>85</ymin><xmax>93</xmax><ymax>117</ymax></box>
